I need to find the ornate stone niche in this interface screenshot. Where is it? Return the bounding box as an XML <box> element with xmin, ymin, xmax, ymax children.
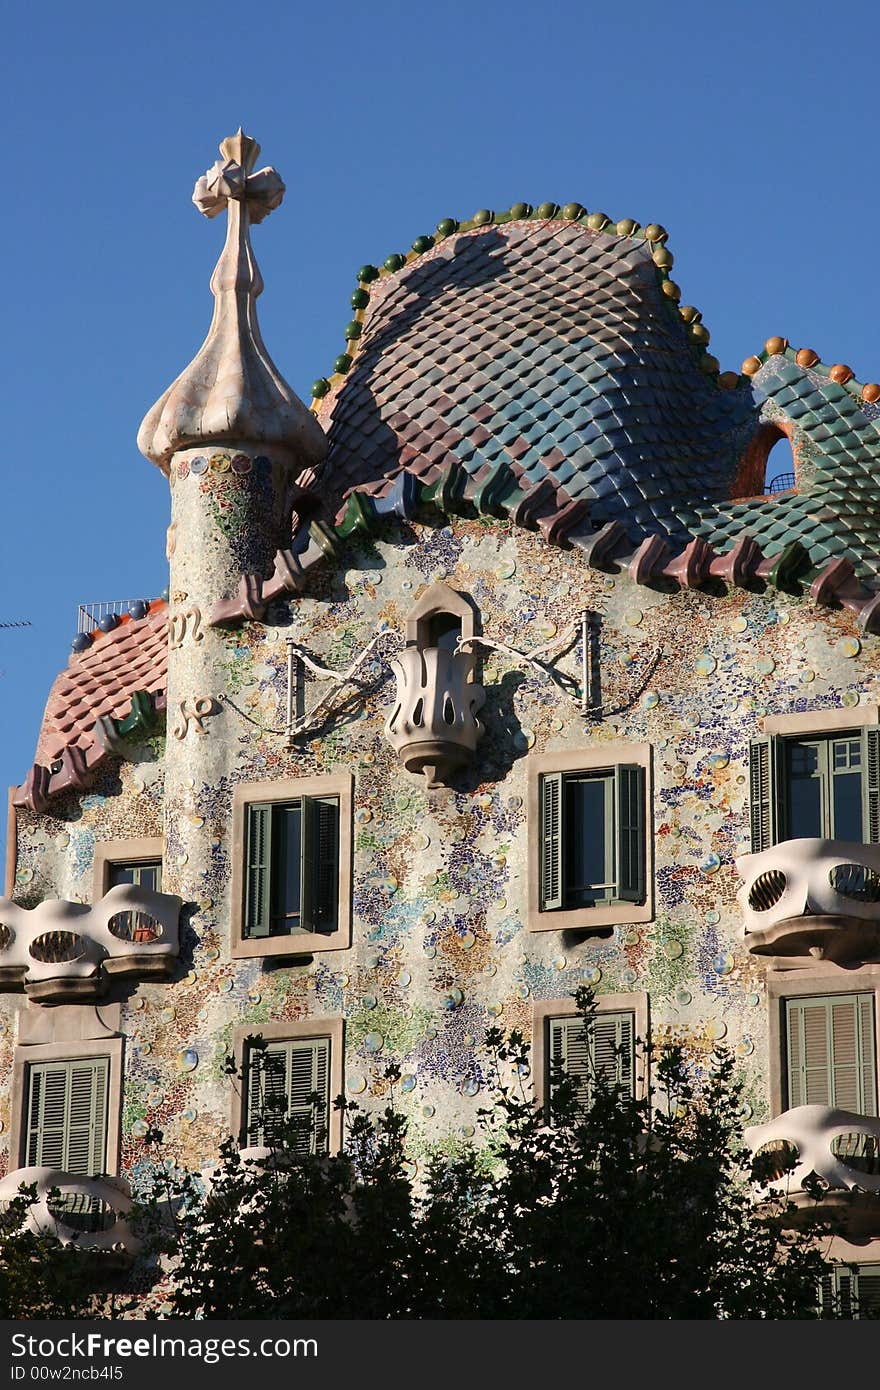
<box><xmin>736</xmin><ymin>838</ymin><xmax>880</xmax><ymax>964</ymax></box>
<box><xmin>384</xmin><ymin>582</ymin><xmax>485</xmax><ymax>789</ymax></box>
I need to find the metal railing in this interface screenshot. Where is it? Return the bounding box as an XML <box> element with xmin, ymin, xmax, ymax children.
<box><xmin>765</xmin><ymin>471</ymin><xmax>796</xmax><ymax>495</ymax></box>
<box><xmin>76</xmin><ymin>600</ymin><xmax>141</xmax><ymax>634</ymax></box>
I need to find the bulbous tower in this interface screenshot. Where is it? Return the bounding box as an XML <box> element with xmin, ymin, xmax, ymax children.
<box><xmin>138</xmin><ymin>130</ymin><xmax>327</xmax><ymax>914</ymax></box>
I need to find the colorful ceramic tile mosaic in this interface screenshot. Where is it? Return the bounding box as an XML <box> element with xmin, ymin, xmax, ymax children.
<box><xmin>5</xmin><ymin>138</ymin><xmax>880</xmax><ymax>1282</ymax></box>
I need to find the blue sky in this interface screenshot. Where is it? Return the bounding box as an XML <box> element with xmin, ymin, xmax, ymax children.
<box><xmin>3</xmin><ymin>0</ymin><xmax>878</xmax><ymax>865</ymax></box>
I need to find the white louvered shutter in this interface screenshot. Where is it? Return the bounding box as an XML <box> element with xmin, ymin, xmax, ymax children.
<box><xmin>786</xmin><ymin>995</ymin><xmax>877</xmax><ymax>1113</ymax></box>
<box><xmin>548</xmin><ymin>1013</ymin><xmax>635</xmax><ymax>1114</ymax></box>
<box><xmin>26</xmin><ymin>1059</ymin><xmax>109</xmax><ymax>1175</ymax></box>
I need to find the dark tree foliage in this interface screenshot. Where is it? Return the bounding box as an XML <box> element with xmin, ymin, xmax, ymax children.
<box><xmin>0</xmin><ymin>1184</ymin><xmax>110</xmax><ymax>1318</ymax></box>
<box><xmin>131</xmin><ymin>990</ymin><xmax>837</xmax><ymax>1320</ymax></box>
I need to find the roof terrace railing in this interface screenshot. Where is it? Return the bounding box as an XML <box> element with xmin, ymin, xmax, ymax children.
<box><xmin>76</xmin><ymin>600</ymin><xmax>141</xmax><ymax>634</ymax></box>
<box><xmin>765</xmin><ymin>471</ymin><xmax>796</xmax><ymax>495</ymax></box>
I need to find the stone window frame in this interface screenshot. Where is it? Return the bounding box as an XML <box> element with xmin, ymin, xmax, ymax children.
<box><xmin>8</xmin><ymin>1034</ymin><xmax>125</xmax><ymax>1176</ymax></box>
<box><xmin>230</xmin><ymin>771</ymin><xmax>353</xmax><ymax>960</ymax></box>
<box><xmin>526</xmin><ymin>742</ymin><xmax>654</xmax><ymax>933</ymax></box>
<box><xmin>761</xmin><ymin>705</ymin><xmax>880</xmax><ymax>738</ymax></box>
<box><xmin>766</xmin><ymin>965</ymin><xmax>880</xmax><ymax>1117</ymax></box>
<box><xmin>92</xmin><ymin>836</ymin><xmax>164</xmax><ymax>904</ymax></box>
<box><xmin>230</xmin><ymin>1017</ymin><xmax>345</xmax><ymax>1155</ymax></box>
<box><xmin>532</xmin><ymin>991</ymin><xmax>650</xmax><ymax>1111</ymax></box>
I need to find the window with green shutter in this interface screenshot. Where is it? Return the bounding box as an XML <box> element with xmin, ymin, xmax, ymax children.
<box><xmin>244</xmin><ymin>797</ymin><xmax>339</xmax><ymax>939</ymax></box>
<box><xmin>539</xmin><ymin>766</ymin><xmax>645</xmax><ymax>911</ymax></box>
<box><xmin>750</xmin><ymin>728</ymin><xmax>880</xmax><ymax>849</ymax></box>
<box><xmin>548</xmin><ymin>1012</ymin><xmax>635</xmax><ymax>1114</ymax></box>
<box><xmin>25</xmin><ymin>1057</ymin><xmax>109</xmax><ymax>1175</ymax></box>
<box><xmin>244</xmin><ymin>1036</ymin><xmax>331</xmax><ymax>1155</ymax></box>
<box><xmin>784</xmin><ymin>993</ymin><xmax>877</xmax><ymax>1113</ymax></box>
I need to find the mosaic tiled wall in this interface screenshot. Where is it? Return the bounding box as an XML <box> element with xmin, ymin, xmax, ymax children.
<box><xmin>4</xmin><ymin>516</ymin><xmax>880</xmax><ymax>1183</ymax></box>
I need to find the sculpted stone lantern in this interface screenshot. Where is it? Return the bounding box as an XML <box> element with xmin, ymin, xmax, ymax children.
<box><xmin>384</xmin><ymin>583</ymin><xmax>485</xmax><ymax>788</ymax></box>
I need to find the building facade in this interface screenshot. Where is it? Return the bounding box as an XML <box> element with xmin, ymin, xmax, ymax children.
<box><xmin>3</xmin><ymin>133</ymin><xmax>880</xmax><ymax>1307</ymax></box>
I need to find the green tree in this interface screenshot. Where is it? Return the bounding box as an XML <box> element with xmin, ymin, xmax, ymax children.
<box><xmin>0</xmin><ymin>1183</ymin><xmax>111</xmax><ymax>1318</ymax></box>
<box><xmin>133</xmin><ymin>990</ymin><xmax>836</xmax><ymax>1319</ymax></box>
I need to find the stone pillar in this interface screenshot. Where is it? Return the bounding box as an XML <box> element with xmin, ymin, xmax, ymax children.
<box><xmin>162</xmin><ymin>443</ymin><xmax>295</xmax><ymax>912</ymax></box>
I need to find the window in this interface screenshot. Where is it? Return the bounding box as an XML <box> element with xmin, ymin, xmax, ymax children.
<box><xmin>404</xmin><ymin>580</ymin><xmax>477</xmax><ymax>654</ymax></box>
<box><xmin>528</xmin><ymin>745</ymin><xmax>651</xmax><ymax>931</ymax></box>
<box><xmin>784</xmin><ymin>993</ymin><xmax>877</xmax><ymax>1113</ymax></box>
<box><xmin>93</xmin><ymin>836</ymin><xmax>164</xmax><ymax>906</ymax></box>
<box><xmin>25</xmin><ymin>1057</ymin><xmax>109</xmax><ymax>1174</ymax></box>
<box><xmin>821</xmin><ymin>1265</ymin><xmax>880</xmax><ymax>1318</ymax></box>
<box><xmin>9</xmin><ymin>1035</ymin><xmax>123</xmax><ymax>1181</ymax></box>
<box><xmin>244</xmin><ymin>1036</ymin><xmax>331</xmax><ymax>1154</ymax></box>
<box><xmin>540</xmin><ymin>766</ymin><xmax>644</xmax><ymax>911</ymax></box>
<box><xmin>231</xmin><ymin>774</ymin><xmax>352</xmax><ymax>959</ymax></box>
<box><xmin>750</xmin><ymin>726</ymin><xmax>880</xmax><ymax>850</ymax></box>
<box><xmin>547</xmin><ymin>1011</ymin><xmax>635</xmax><ymax>1114</ymax></box>
<box><xmin>106</xmin><ymin>859</ymin><xmax>164</xmax><ymax>944</ymax></box>
<box><xmin>108</xmin><ymin>860</ymin><xmax>162</xmax><ymax>892</ymax></box>
<box><xmin>231</xmin><ymin>1018</ymin><xmax>345</xmax><ymax>1154</ymax></box>
<box><xmin>532</xmin><ymin>994</ymin><xmax>649</xmax><ymax>1111</ymax></box>
<box><xmin>425</xmin><ymin>611</ymin><xmax>462</xmax><ymax>653</ymax></box>
<box><xmin>244</xmin><ymin>797</ymin><xmax>339</xmax><ymax>939</ymax></box>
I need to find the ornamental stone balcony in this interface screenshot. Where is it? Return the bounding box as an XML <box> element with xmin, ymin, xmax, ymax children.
<box><xmin>0</xmin><ymin>883</ymin><xmax>182</xmax><ymax>1002</ymax></box>
<box><xmin>384</xmin><ymin>646</ymin><xmax>485</xmax><ymax>789</ymax></box>
<box><xmin>0</xmin><ymin>1168</ymin><xmax>140</xmax><ymax>1259</ymax></box>
<box><xmin>745</xmin><ymin>1106</ymin><xmax>880</xmax><ymax>1237</ymax></box>
<box><xmin>736</xmin><ymin>839</ymin><xmax>880</xmax><ymax>964</ymax></box>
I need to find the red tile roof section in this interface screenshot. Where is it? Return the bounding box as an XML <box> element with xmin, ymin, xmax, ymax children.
<box><xmin>36</xmin><ymin>602</ymin><xmax>168</xmax><ymax>766</ymax></box>
<box><xmin>13</xmin><ymin>602</ymin><xmax>169</xmax><ymax>810</ymax></box>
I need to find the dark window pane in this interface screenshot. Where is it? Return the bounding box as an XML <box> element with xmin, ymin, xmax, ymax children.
<box><xmin>788</xmin><ymin>742</ymin><xmax>823</xmax><ymax>839</ymax></box>
<box><xmin>563</xmin><ymin>775</ymin><xmax>612</xmax><ymax>907</ymax></box>
<box><xmin>790</xmin><ymin>743</ymin><xmax>819</xmax><ymax>777</ymax></box>
<box><xmin>833</xmin><ymin>769</ymin><xmax>863</xmax><ymax>842</ymax></box>
<box><xmin>272</xmin><ymin>803</ymin><xmax>302</xmax><ymax>932</ymax></box>
<box><xmin>426</xmin><ymin>613</ymin><xmax>462</xmax><ymax>653</ymax></box>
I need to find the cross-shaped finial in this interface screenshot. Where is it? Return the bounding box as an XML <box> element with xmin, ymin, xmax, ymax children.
<box><xmin>192</xmin><ymin>128</ymin><xmax>285</xmax><ymax>224</ymax></box>
<box><xmin>138</xmin><ymin>130</ymin><xmax>326</xmax><ymax>474</ymax></box>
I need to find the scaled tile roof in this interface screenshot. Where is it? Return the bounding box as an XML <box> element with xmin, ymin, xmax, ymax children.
<box><xmin>316</xmin><ymin>218</ymin><xmax>754</xmax><ymax>546</ymax></box>
<box><xmin>691</xmin><ymin>355</ymin><xmax>880</xmax><ymax>579</ymax></box>
<box><xmin>314</xmin><ymin>211</ymin><xmax>880</xmax><ymax>581</ymax></box>
<box><xmin>15</xmin><ymin>603</ymin><xmax>167</xmax><ymax>812</ymax></box>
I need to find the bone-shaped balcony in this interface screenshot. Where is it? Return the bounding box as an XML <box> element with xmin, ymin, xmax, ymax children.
<box><xmin>384</xmin><ymin>646</ymin><xmax>485</xmax><ymax>789</ymax></box>
<box><xmin>736</xmin><ymin>839</ymin><xmax>880</xmax><ymax>963</ymax></box>
<box><xmin>745</xmin><ymin>1106</ymin><xmax>880</xmax><ymax>1235</ymax></box>
<box><xmin>0</xmin><ymin>883</ymin><xmax>181</xmax><ymax>1001</ymax></box>
<box><xmin>0</xmin><ymin>1168</ymin><xmax>140</xmax><ymax>1260</ymax></box>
